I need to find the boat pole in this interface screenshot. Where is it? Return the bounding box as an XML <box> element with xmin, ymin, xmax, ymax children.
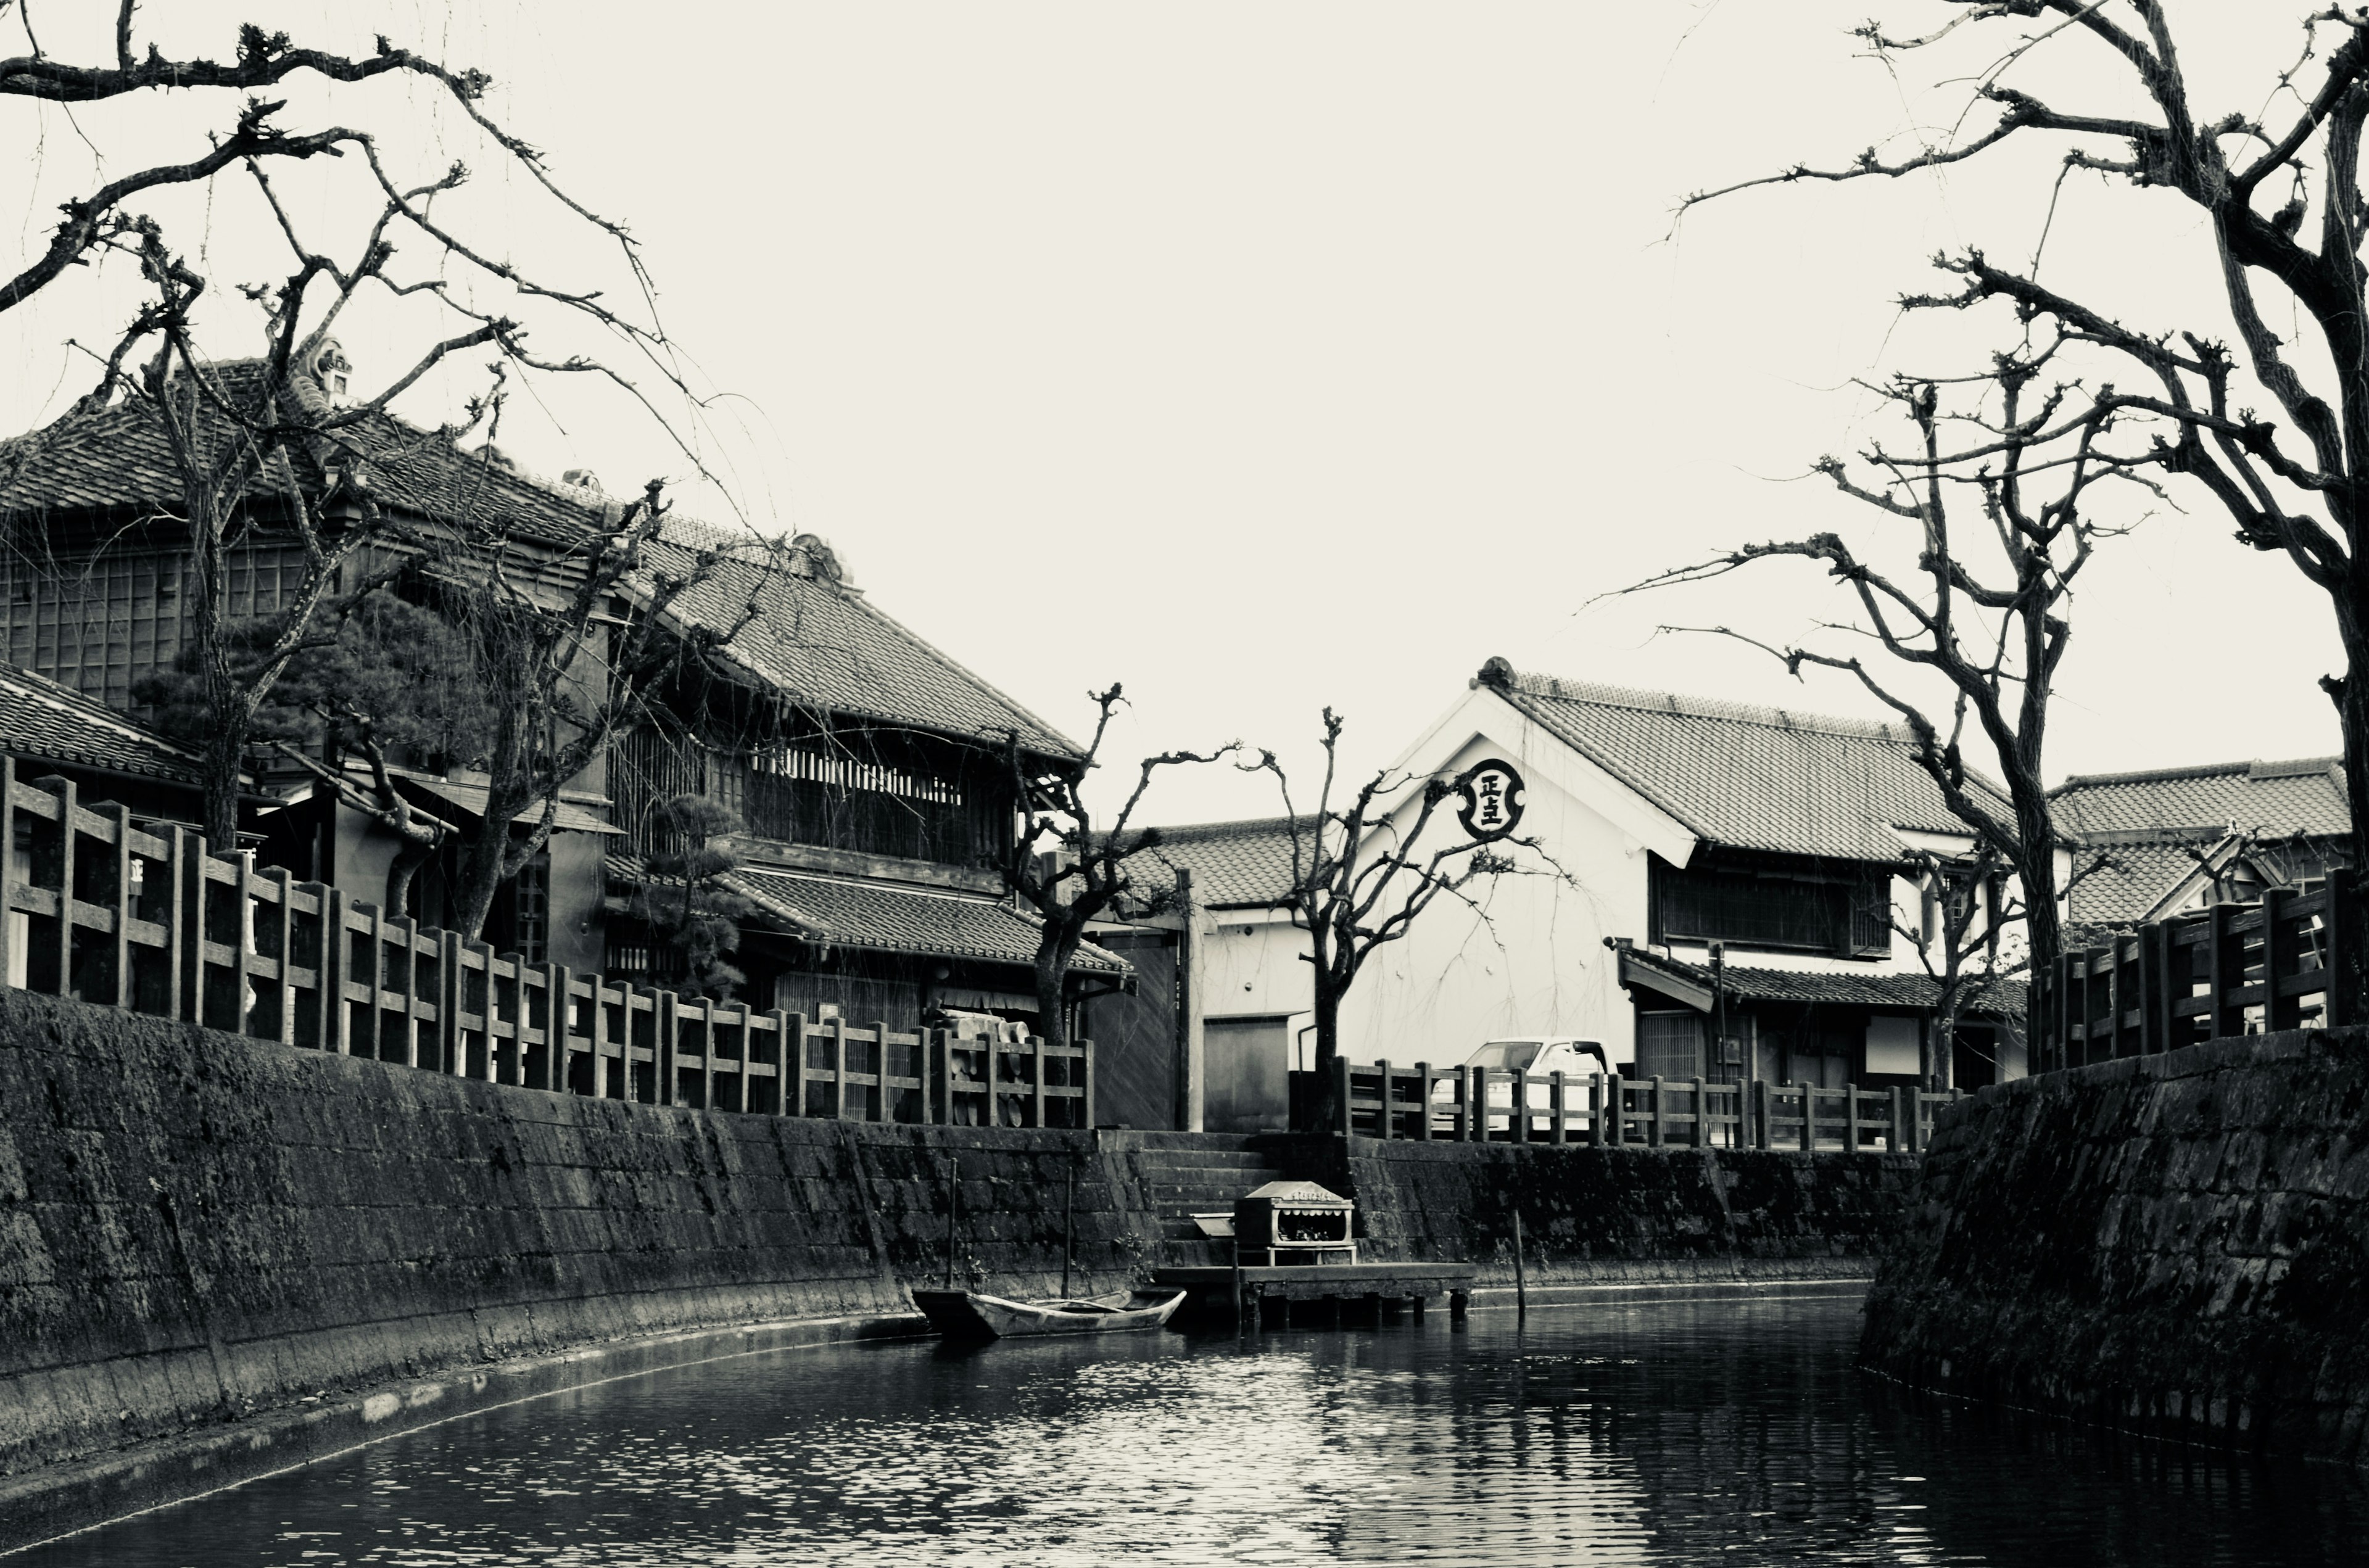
<box><xmin>1513</xmin><ymin>1208</ymin><xmax>1527</xmax><ymax>1320</ymax></box>
<box><xmin>1060</xmin><ymin>1161</ymin><xmax>1075</xmax><ymax>1300</ymax></box>
<box><xmin>945</xmin><ymin>1159</ymin><xmax>960</xmax><ymax>1290</ymax></box>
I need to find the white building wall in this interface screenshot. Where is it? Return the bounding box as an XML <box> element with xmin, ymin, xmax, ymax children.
<box><xmin>1335</xmin><ymin>718</ymin><xmax>1653</xmax><ymax>1071</ymax></box>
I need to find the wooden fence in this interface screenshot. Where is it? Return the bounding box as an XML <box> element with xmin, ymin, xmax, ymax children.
<box><xmin>0</xmin><ymin>761</ymin><xmax>1093</xmax><ymax>1127</ymax></box>
<box><xmin>2030</xmin><ymin>875</ymin><xmax>2363</xmax><ymax>1075</ymax></box>
<box><xmin>1326</xmin><ymin>1058</ymin><xmax>1961</xmax><ymax>1153</ymax></box>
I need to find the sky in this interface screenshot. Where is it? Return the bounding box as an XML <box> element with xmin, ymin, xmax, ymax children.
<box><xmin>0</xmin><ymin>2</ymin><xmax>2349</xmax><ymax>823</ymax></box>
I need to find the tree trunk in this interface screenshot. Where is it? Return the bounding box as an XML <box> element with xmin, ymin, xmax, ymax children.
<box><xmin>386</xmin><ymin>840</ymin><xmax>431</xmax><ymax>918</ymax></box>
<box><xmin>2014</xmin><ymin>791</ymin><xmax>2062</xmax><ymax>973</ymax></box>
<box><xmin>1033</xmin><ymin>918</ymin><xmax>1078</xmax><ymax>1051</ymax></box>
<box><xmin>450</xmin><ymin>804</ymin><xmax>519</xmax><ymax>941</ymax></box>
<box><xmin>2331</xmin><ymin>651</ymin><xmax>2369</xmax><ymax>1021</ymax></box>
<box><xmin>1306</xmin><ymin>975</ymin><xmax>1343</xmax><ymax>1134</ymax></box>
<box><xmin>199</xmin><ymin>722</ymin><xmax>244</xmax><ymax>849</ymax></box>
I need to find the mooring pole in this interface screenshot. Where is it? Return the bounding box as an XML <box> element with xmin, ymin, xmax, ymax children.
<box><xmin>1513</xmin><ymin>1208</ymin><xmax>1527</xmax><ymax>1319</ymax></box>
<box><xmin>1061</xmin><ymin>1162</ymin><xmax>1076</xmax><ymax>1300</ymax></box>
<box><xmin>944</xmin><ymin>1159</ymin><xmax>960</xmax><ymax>1290</ymax></box>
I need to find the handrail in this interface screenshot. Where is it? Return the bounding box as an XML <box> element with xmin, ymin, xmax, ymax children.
<box><xmin>0</xmin><ymin>757</ymin><xmax>1092</xmax><ymax>1128</ymax></box>
<box><xmin>1323</xmin><ymin>1057</ymin><xmax>1959</xmax><ymax>1152</ymax></box>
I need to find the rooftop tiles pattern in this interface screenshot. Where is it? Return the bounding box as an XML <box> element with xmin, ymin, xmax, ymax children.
<box><xmin>724</xmin><ymin>865</ymin><xmax>1127</xmax><ymax>974</ymax></box>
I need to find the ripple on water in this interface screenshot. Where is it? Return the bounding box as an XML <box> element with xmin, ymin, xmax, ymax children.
<box><xmin>19</xmin><ymin>1294</ymin><xmax>2369</xmax><ymax>1567</ymax></box>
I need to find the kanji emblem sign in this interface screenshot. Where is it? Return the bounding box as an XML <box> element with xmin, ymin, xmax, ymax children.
<box><xmin>1456</xmin><ymin>759</ymin><xmax>1524</xmax><ymax>842</ymax></box>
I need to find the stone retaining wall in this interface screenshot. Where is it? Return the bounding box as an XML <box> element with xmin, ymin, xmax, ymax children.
<box><xmin>1861</xmin><ymin>1028</ymin><xmax>2369</xmax><ymax>1462</ymax></box>
<box><xmin>0</xmin><ymin>988</ymin><xmax>1917</xmax><ymax>1546</ymax></box>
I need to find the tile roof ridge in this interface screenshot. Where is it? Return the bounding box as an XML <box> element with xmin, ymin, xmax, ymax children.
<box><xmin>737</xmin><ymin>863</ymin><xmax>1005</xmax><ymax>904</ymax></box>
<box><xmin>2051</xmin><ymin>756</ymin><xmax>2345</xmax><ymax>793</ymax></box>
<box><xmin>1143</xmin><ymin>814</ymin><xmax>1316</xmax><ymax>839</ymax></box>
<box><xmin>1482</xmin><ymin>664</ymin><xmax>1916</xmax><ymax>744</ymax></box>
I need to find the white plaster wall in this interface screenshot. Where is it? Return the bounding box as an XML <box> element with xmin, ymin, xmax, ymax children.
<box><xmin>1201</xmin><ymin>913</ymin><xmax>1312</xmax><ymax>1020</ymax></box>
<box><xmin>1336</xmin><ymin>716</ymin><xmax>1648</xmax><ymax>1071</ymax></box>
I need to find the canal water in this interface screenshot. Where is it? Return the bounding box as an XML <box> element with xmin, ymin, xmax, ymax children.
<box><xmin>21</xmin><ymin>1290</ymin><xmax>2369</xmax><ymax>1566</ymax></box>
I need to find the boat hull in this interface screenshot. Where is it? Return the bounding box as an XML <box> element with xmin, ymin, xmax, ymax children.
<box><xmin>911</xmin><ymin>1289</ymin><xmax>1186</xmax><ymax>1340</ymax></box>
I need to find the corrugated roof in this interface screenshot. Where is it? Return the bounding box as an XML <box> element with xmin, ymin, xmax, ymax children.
<box><xmin>2052</xmin><ymin>756</ymin><xmax>2350</xmax><ymax>841</ymax></box>
<box><xmin>1620</xmin><ymin>946</ymin><xmax>2024</xmax><ymax>1017</ymax></box>
<box><xmin>642</xmin><ymin>527</ymin><xmax>1081</xmax><ymax>761</ymax></box>
<box><xmin>1125</xmin><ymin>815</ymin><xmax>1312</xmax><ymax>909</ymax></box>
<box><xmin>723</xmin><ymin>865</ymin><xmax>1128</xmax><ymax>975</ymax></box>
<box><xmin>1484</xmin><ymin>666</ymin><xmax>2004</xmax><ymax>864</ymax></box>
<box><xmin>0</xmin><ymin>661</ymin><xmax>204</xmax><ymax>788</ymax></box>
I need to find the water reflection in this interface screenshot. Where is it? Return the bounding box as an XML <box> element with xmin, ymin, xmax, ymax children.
<box><xmin>22</xmin><ymin>1293</ymin><xmax>2367</xmax><ymax>1566</ymax></box>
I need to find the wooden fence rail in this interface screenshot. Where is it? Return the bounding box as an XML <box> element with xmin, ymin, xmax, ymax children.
<box><xmin>2030</xmin><ymin>871</ymin><xmax>2365</xmax><ymax>1075</ymax></box>
<box><xmin>0</xmin><ymin>760</ymin><xmax>1093</xmax><ymax>1128</ymax></box>
<box><xmin>1323</xmin><ymin>1058</ymin><xmax>1960</xmax><ymax>1153</ymax></box>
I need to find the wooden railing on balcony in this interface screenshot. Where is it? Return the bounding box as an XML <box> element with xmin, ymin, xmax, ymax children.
<box><xmin>1311</xmin><ymin>1060</ymin><xmax>1960</xmax><ymax>1153</ymax></box>
<box><xmin>2030</xmin><ymin>873</ymin><xmax>2363</xmax><ymax>1075</ymax></box>
<box><xmin>0</xmin><ymin>759</ymin><xmax>1091</xmax><ymax>1128</ymax></box>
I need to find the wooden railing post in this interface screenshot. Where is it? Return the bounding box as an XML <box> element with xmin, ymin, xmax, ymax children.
<box><xmin>320</xmin><ymin>889</ymin><xmax>350</xmax><ymax>1055</ymax></box>
<box><xmin>2263</xmin><ymin>886</ymin><xmax>2294</xmax><ymax>1033</ymax></box>
<box><xmin>1890</xmin><ymin>1084</ymin><xmax>1911</xmax><ymax>1154</ymax></box>
<box><xmin>1510</xmin><ymin>1066</ymin><xmax>1529</xmax><ymax>1144</ymax></box>
<box><xmin>1334</xmin><ymin>1054</ymin><xmax>1354</xmax><ymax>1138</ymax></box>
<box><xmin>49</xmin><ymin>777</ymin><xmax>76</xmax><ymax>1001</ymax></box>
<box><xmin>1549</xmin><ymin>1070</ymin><xmax>1566</xmax><ymax>1145</ymax></box>
<box><xmin>1413</xmin><ymin>1060</ymin><xmax>1433</xmax><ymax>1142</ymax></box>
<box><xmin>656</xmin><ymin>989</ymin><xmax>680</xmax><ymax>1107</ymax></box>
<box><xmin>829</xmin><ymin>1015</ymin><xmax>846</xmax><ymax>1119</ymax></box>
<box><xmin>1753</xmin><ymin>1078</ymin><xmax>1772</xmax><ymax>1150</ymax></box>
<box><xmin>99</xmin><ymin>799</ymin><xmax>131</xmax><ymax>1010</ymax></box>
<box><xmin>1648</xmin><ymin>1075</ymin><xmax>1666</xmax><ymax>1147</ymax></box>
<box><xmin>2207</xmin><ymin>902</ymin><xmax>2235</xmax><ymax>1040</ymax></box>
<box><xmin>1081</xmin><ymin>1036</ymin><xmax>1096</xmax><ymax>1129</ymax></box>
<box><xmin>1589</xmin><ymin>1072</ymin><xmax>1606</xmax><ymax>1147</ymax></box>
<box><xmin>1031</xmin><ymin>1029</ymin><xmax>1047</xmax><ymax>1129</ymax></box>
<box><xmin>2330</xmin><ymin>867</ymin><xmax>2362</xmax><ymax>1029</ymax></box>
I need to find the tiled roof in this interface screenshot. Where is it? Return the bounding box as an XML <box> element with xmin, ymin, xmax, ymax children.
<box><xmin>1482</xmin><ymin>665</ymin><xmax>2007</xmax><ymax>864</ymax></box>
<box><xmin>643</xmin><ymin>526</ymin><xmax>1081</xmax><ymax>761</ymax></box>
<box><xmin>2052</xmin><ymin>756</ymin><xmax>2350</xmax><ymax>841</ymax></box>
<box><xmin>0</xmin><ymin>363</ymin><xmax>608</xmax><ymax>548</ymax></box>
<box><xmin>1123</xmin><ymin>815</ymin><xmax>1313</xmax><ymax>909</ymax></box>
<box><xmin>0</xmin><ymin>368</ymin><xmax>1081</xmax><ymax>762</ymax></box>
<box><xmin>1620</xmin><ymin>946</ymin><xmax>2025</xmax><ymax>1017</ymax></box>
<box><xmin>2062</xmin><ymin>835</ymin><xmax>2227</xmax><ymax>925</ymax></box>
<box><xmin>0</xmin><ymin>661</ymin><xmax>204</xmax><ymax>788</ymax></box>
<box><xmin>722</xmin><ymin>865</ymin><xmax>1128</xmax><ymax>975</ymax></box>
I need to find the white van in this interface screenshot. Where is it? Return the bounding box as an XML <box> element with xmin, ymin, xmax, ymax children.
<box><xmin>1433</xmin><ymin>1038</ymin><xmax>1611</xmax><ymax>1136</ymax></box>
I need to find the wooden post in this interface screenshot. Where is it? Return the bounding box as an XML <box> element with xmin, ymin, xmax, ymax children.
<box><xmin>1031</xmin><ymin>1029</ymin><xmax>1047</xmax><ymax>1129</ymax></box>
<box><xmin>100</xmin><ymin>800</ymin><xmax>131</xmax><ymax>1010</ymax></box>
<box><xmin>432</xmin><ymin>929</ymin><xmax>461</xmax><ymax>1073</ymax></box>
<box><xmin>1689</xmin><ymin>1075</ymin><xmax>1706</xmax><ymax>1149</ymax></box>
<box><xmin>2263</xmin><ymin>886</ymin><xmax>2293</xmax><ymax>1034</ymax></box>
<box><xmin>1415</xmin><ymin>1060</ymin><xmax>1433</xmax><ymax>1142</ymax></box>
<box><xmin>262</xmin><ymin>866</ymin><xmax>296</xmax><ymax>1044</ymax></box>
<box><xmin>1174</xmin><ymin>868</ymin><xmax>1204</xmax><ymax>1133</ymax></box>
<box><xmin>656</xmin><ymin>989</ymin><xmax>680</xmax><ymax>1107</ymax></box>
<box><xmin>829</xmin><ymin>1015</ymin><xmax>847</xmax><ymax>1120</ymax></box>
<box><xmin>1081</xmin><ymin>1036</ymin><xmax>1096</xmax><ymax>1130</ymax></box>
<box><xmin>1060</xmin><ymin>1161</ymin><xmax>1075</xmax><ymax>1300</ymax></box>
<box><xmin>1511</xmin><ymin>1066</ymin><xmax>1529</xmax><ymax>1144</ymax></box>
<box><xmin>1890</xmin><ymin>1084</ymin><xmax>1910</xmax><ymax>1154</ymax></box>
<box><xmin>1751</xmin><ymin>1078</ymin><xmax>1771</xmax><ymax>1150</ymax></box>
<box><xmin>542</xmin><ymin>963</ymin><xmax>571</xmax><ymax>1091</ymax></box>
<box><xmin>49</xmin><ymin>777</ymin><xmax>76</xmax><ymax>1001</ymax></box>
<box><xmin>1549</xmin><ymin>1070</ymin><xmax>1566</xmax><ymax>1146</ymax></box>
<box><xmin>2331</xmin><ymin>869</ymin><xmax>2363</xmax><ymax>1030</ymax></box>
<box><xmin>320</xmin><ymin>889</ymin><xmax>350</xmax><ymax>1055</ymax></box>
<box><xmin>761</xmin><ymin>1008</ymin><xmax>788</xmax><ymax>1115</ymax></box>
<box><xmin>2207</xmin><ymin>902</ymin><xmax>2235</xmax><ymax>1040</ymax></box>
<box><xmin>1589</xmin><ymin>1073</ymin><xmax>1606</xmax><ymax>1148</ymax></box>
<box><xmin>1649</xmin><ymin>1075</ymin><xmax>1666</xmax><ymax>1147</ymax></box>
<box><xmin>1512</xmin><ymin>1208</ymin><xmax>1526</xmax><ymax>1319</ymax></box>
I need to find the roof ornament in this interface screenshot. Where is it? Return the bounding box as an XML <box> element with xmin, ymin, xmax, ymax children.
<box><xmin>303</xmin><ymin>337</ymin><xmax>351</xmax><ymax>406</ymax></box>
<box><xmin>1476</xmin><ymin>655</ymin><xmax>1515</xmax><ymax>690</ymax></box>
<box><xmin>792</xmin><ymin>532</ymin><xmax>848</xmax><ymax>589</ymax></box>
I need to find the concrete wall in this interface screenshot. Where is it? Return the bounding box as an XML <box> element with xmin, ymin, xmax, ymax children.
<box><xmin>1276</xmin><ymin>1136</ymin><xmax>1917</xmax><ymax>1285</ymax></box>
<box><xmin>1861</xmin><ymin>1028</ymin><xmax>2369</xmax><ymax>1463</ymax></box>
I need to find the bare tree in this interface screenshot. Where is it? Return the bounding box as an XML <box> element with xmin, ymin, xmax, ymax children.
<box><xmin>1000</xmin><ymin>684</ymin><xmax>1234</xmax><ymax>1051</ymax></box>
<box><xmin>1247</xmin><ymin>708</ymin><xmax>1553</xmax><ymax>1124</ymax></box>
<box><xmin>1622</xmin><ymin>350</ymin><xmax>2167</xmax><ymax>971</ymax></box>
<box><xmin>1</xmin><ymin>13</ymin><xmax>634</xmax><ymax>318</ymax></box>
<box><xmin>1893</xmin><ymin>843</ymin><xmax>2016</xmax><ymax>1091</ymax></box>
<box><xmin>1681</xmin><ymin>3</ymin><xmax>2369</xmax><ymax>1005</ymax></box>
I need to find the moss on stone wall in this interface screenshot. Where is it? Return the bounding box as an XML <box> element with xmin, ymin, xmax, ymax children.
<box><xmin>1861</xmin><ymin>1028</ymin><xmax>2369</xmax><ymax>1461</ymax></box>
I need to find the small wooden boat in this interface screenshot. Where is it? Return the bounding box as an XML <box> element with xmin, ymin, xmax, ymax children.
<box><xmin>911</xmin><ymin>1287</ymin><xmax>1188</xmax><ymax>1340</ymax></box>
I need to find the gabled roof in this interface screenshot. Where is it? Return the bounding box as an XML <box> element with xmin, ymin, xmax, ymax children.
<box><xmin>1123</xmin><ymin>815</ymin><xmax>1312</xmax><ymax>910</ymax></box>
<box><xmin>1478</xmin><ymin>662</ymin><xmax>2003</xmax><ymax>865</ymax></box>
<box><xmin>2051</xmin><ymin>756</ymin><xmax>2350</xmax><ymax>841</ymax></box>
<box><xmin>642</xmin><ymin>524</ymin><xmax>1081</xmax><ymax>761</ymax></box>
<box><xmin>0</xmin><ymin>661</ymin><xmax>204</xmax><ymax>790</ymax></box>
<box><xmin>2062</xmin><ymin>835</ymin><xmax>2229</xmax><ymax>925</ymax></box>
<box><xmin>723</xmin><ymin>865</ymin><xmax>1127</xmax><ymax>975</ymax></box>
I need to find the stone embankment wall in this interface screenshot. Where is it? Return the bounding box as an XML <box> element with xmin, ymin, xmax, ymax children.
<box><xmin>1280</xmin><ymin>1136</ymin><xmax>1917</xmax><ymax>1285</ymax></box>
<box><xmin>1862</xmin><ymin>1028</ymin><xmax>2369</xmax><ymax>1463</ymax></box>
<box><xmin>0</xmin><ymin>989</ymin><xmax>1914</xmax><ymax>1546</ymax></box>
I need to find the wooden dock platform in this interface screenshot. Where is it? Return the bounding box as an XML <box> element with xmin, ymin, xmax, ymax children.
<box><xmin>1152</xmin><ymin>1262</ymin><xmax>1477</xmax><ymax>1329</ymax></box>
